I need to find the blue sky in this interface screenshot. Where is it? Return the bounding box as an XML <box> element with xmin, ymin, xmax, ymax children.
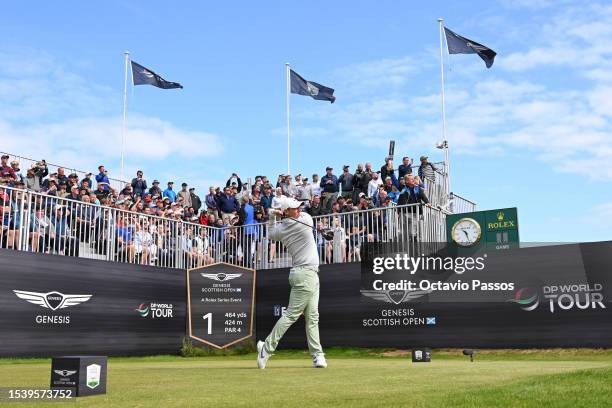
<box><xmin>1</xmin><ymin>0</ymin><xmax>610</xmax><ymax>242</ymax></box>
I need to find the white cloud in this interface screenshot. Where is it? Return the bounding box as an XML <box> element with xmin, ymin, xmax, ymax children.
<box><xmin>0</xmin><ymin>48</ymin><xmax>224</xmax><ymax>181</ymax></box>
<box><xmin>290</xmin><ymin>3</ymin><xmax>612</xmax><ymax>181</ymax></box>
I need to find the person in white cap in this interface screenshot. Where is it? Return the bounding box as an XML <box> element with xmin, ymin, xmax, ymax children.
<box><xmin>257</xmin><ymin>196</ymin><xmax>327</xmax><ymax>369</ymax></box>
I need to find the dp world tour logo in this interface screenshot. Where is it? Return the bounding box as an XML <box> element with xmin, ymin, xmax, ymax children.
<box><xmin>508</xmin><ymin>287</ymin><xmax>539</xmax><ymax>311</ymax></box>
<box><xmin>201</xmin><ymin>273</ymin><xmax>242</xmax><ymax>282</ymax></box>
<box><xmin>13</xmin><ymin>290</ymin><xmax>92</xmax><ymax>310</ymax></box>
<box><xmin>135</xmin><ymin>303</ymin><xmax>150</xmax><ymax>317</ymax></box>
<box><xmin>135</xmin><ymin>302</ymin><xmax>174</xmax><ymax>319</ymax></box>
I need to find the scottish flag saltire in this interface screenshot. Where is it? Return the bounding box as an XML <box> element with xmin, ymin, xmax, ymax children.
<box><xmin>290</xmin><ymin>69</ymin><xmax>336</xmax><ymax>103</ymax></box>
<box><xmin>131</xmin><ymin>61</ymin><xmax>183</xmax><ymax>89</ymax></box>
<box><xmin>444</xmin><ymin>27</ymin><xmax>497</xmax><ymax>68</ymax></box>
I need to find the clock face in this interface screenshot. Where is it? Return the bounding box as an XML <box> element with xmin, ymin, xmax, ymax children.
<box><xmin>451</xmin><ymin>218</ymin><xmax>482</xmax><ymax>247</ymax></box>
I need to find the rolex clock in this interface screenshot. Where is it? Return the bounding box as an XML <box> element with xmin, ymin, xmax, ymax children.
<box><xmin>451</xmin><ymin>217</ymin><xmax>482</xmax><ymax>247</ymax></box>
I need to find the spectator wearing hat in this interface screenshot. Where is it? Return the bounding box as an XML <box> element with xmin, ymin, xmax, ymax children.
<box><xmin>418</xmin><ymin>156</ymin><xmax>437</xmax><ymax>184</ymax></box>
<box><xmin>25</xmin><ymin>167</ymin><xmax>41</xmax><ymax>192</ymax></box>
<box><xmin>67</xmin><ymin>185</ymin><xmax>81</xmax><ymax>201</ymax></box>
<box><xmin>178</xmin><ymin>182</ymin><xmax>192</xmax><ymax>208</ymax></box>
<box><xmin>320</xmin><ymin>166</ymin><xmax>338</xmax><ymax>214</ymax></box>
<box><xmin>398</xmin><ymin>156</ymin><xmax>413</xmax><ymax>178</ymax></box>
<box><xmin>0</xmin><ymin>154</ymin><xmax>17</xmax><ymax>184</ymax></box>
<box><xmin>149</xmin><ymin>180</ymin><xmax>162</xmax><ymax>197</ymax></box>
<box><xmin>338</xmin><ymin>165</ymin><xmax>353</xmax><ymax>199</ymax></box>
<box><xmin>94</xmin><ymin>182</ymin><xmax>111</xmax><ymax>201</ymax></box>
<box><xmin>190</xmin><ymin>187</ymin><xmax>202</xmax><ymax>213</ymax></box>
<box><xmin>163</xmin><ymin>181</ymin><xmax>176</xmax><ymax>203</ymax></box>
<box><xmin>80</xmin><ymin>172</ymin><xmax>94</xmax><ymax>190</ymax></box>
<box><xmin>131</xmin><ymin>170</ymin><xmax>148</xmax><ymax>198</ymax></box>
<box><xmin>10</xmin><ymin>161</ymin><xmax>25</xmax><ymax>185</ymax></box>
<box><xmin>95</xmin><ymin>165</ymin><xmax>110</xmax><ymax>191</ymax></box>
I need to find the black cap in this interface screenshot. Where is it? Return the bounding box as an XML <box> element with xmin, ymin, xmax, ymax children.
<box><xmin>182</xmin><ymin>182</ymin><xmax>188</xmax><ymax>187</ymax></box>
<box><xmin>1</xmin><ymin>154</ymin><xmax>9</xmax><ymax>159</ymax></box>
<box><xmin>343</xmin><ymin>165</ymin><xmax>349</xmax><ymax>170</ymax></box>
<box><xmin>189</xmin><ymin>187</ymin><xmax>195</xmax><ymax>191</ymax></box>
<box><xmin>326</xmin><ymin>166</ymin><xmax>333</xmax><ymax>171</ymax></box>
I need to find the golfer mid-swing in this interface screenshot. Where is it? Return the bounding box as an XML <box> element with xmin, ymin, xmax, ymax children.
<box><xmin>257</xmin><ymin>196</ymin><xmax>327</xmax><ymax>369</ymax></box>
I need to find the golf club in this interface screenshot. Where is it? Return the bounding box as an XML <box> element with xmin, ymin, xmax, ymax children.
<box><xmin>269</xmin><ymin>208</ymin><xmax>335</xmax><ymax>241</ymax></box>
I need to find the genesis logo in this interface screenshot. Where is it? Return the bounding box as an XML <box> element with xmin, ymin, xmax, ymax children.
<box><xmin>508</xmin><ymin>287</ymin><xmax>540</xmax><ymax>311</ymax></box>
<box><xmin>201</xmin><ymin>273</ymin><xmax>242</xmax><ymax>282</ymax></box>
<box><xmin>361</xmin><ymin>289</ymin><xmax>431</xmax><ymax>305</ymax></box>
<box><xmin>13</xmin><ymin>290</ymin><xmax>92</xmax><ymax>310</ymax></box>
<box><xmin>54</xmin><ymin>370</ymin><xmax>77</xmax><ymax>377</ymax></box>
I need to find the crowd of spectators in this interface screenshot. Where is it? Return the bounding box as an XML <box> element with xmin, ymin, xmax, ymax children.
<box><xmin>1</xmin><ymin>152</ymin><xmax>440</xmax><ymax>267</ymax></box>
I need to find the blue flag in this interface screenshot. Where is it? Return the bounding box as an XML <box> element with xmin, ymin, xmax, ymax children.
<box><xmin>290</xmin><ymin>69</ymin><xmax>335</xmax><ymax>103</ymax></box>
<box><xmin>444</xmin><ymin>27</ymin><xmax>496</xmax><ymax>68</ymax></box>
<box><xmin>131</xmin><ymin>61</ymin><xmax>183</xmax><ymax>89</ymax></box>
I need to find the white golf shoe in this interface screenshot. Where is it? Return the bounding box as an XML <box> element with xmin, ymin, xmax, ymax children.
<box><xmin>257</xmin><ymin>341</ymin><xmax>271</xmax><ymax>369</ymax></box>
<box><xmin>313</xmin><ymin>355</ymin><xmax>327</xmax><ymax>368</ymax></box>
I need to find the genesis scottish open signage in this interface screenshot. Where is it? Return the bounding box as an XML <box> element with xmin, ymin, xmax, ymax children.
<box><xmin>256</xmin><ymin>241</ymin><xmax>611</xmax><ymax>348</ymax></box>
<box><xmin>187</xmin><ymin>263</ymin><xmax>255</xmax><ymax>348</ymax></box>
<box><xmin>0</xmin><ymin>249</ymin><xmax>186</xmax><ymax>357</ymax></box>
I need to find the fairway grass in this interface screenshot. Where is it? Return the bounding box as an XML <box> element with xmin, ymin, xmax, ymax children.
<box><xmin>1</xmin><ymin>350</ymin><xmax>610</xmax><ymax>407</ymax></box>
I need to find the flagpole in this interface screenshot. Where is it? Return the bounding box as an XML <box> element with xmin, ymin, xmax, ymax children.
<box><xmin>285</xmin><ymin>62</ymin><xmax>291</xmax><ymax>175</ymax></box>
<box><xmin>121</xmin><ymin>50</ymin><xmax>130</xmax><ymax>182</ymax></box>
<box><xmin>437</xmin><ymin>18</ymin><xmax>451</xmax><ymax>205</ymax></box>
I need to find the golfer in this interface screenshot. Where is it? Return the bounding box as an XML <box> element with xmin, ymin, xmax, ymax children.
<box><xmin>257</xmin><ymin>196</ymin><xmax>327</xmax><ymax>369</ymax></box>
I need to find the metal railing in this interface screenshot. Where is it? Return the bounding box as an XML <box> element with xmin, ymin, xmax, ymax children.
<box><xmin>449</xmin><ymin>193</ymin><xmax>477</xmax><ymax>214</ymax></box>
<box><xmin>0</xmin><ymin>185</ymin><xmax>448</xmax><ymax>270</ymax></box>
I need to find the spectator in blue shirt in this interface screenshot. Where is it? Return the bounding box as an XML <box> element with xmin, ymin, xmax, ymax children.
<box><xmin>95</xmin><ymin>165</ymin><xmax>110</xmax><ymax>191</ymax></box>
<box><xmin>163</xmin><ymin>181</ymin><xmax>177</xmax><ymax>202</ymax></box>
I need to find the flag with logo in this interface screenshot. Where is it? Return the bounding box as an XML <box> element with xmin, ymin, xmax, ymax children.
<box><xmin>444</xmin><ymin>27</ymin><xmax>497</xmax><ymax>68</ymax></box>
<box><xmin>131</xmin><ymin>61</ymin><xmax>183</xmax><ymax>89</ymax></box>
<box><xmin>290</xmin><ymin>69</ymin><xmax>336</xmax><ymax>103</ymax></box>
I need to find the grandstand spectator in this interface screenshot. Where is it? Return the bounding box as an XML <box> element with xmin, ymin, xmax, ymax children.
<box><xmin>163</xmin><ymin>181</ymin><xmax>176</xmax><ymax>202</ymax></box>
<box><xmin>320</xmin><ymin>166</ymin><xmax>338</xmax><ymax>213</ymax></box>
<box><xmin>368</xmin><ymin>172</ymin><xmax>382</xmax><ymax>197</ymax></box>
<box><xmin>352</xmin><ymin>163</ymin><xmax>366</xmax><ymax>201</ymax></box>
<box><xmin>25</xmin><ymin>168</ymin><xmax>40</xmax><ymax>192</ymax></box>
<box><xmin>271</xmin><ymin>187</ymin><xmax>284</xmax><ymax>210</ymax></box>
<box><xmin>56</xmin><ymin>168</ymin><xmax>68</xmax><ymax>186</ymax></box>
<box><xmin>95</xmin><ymin>182</ymin><xmax>111</xmax><ymax>201</ymax></box>
<box><xmin>418</xmin><ymin>156</ymin><xmax>437</xmax><ymax>183</ymax></box>
<box><xmin>338</xmin><ymin>165</ymin><xmax>353</xmax><ymax>199</ymax></box>
<box><xmin>149</xmin><ymin>180</ymin><xmax>162</xmax><ymax>197</ymax></box>
<box><xmin>280</xmin><ymin>175</ymin><xmax>295</xmax><ymax>197</ymax></box>
<box><xmin>96</xmin><ymin>165</ymin><xmax>110</xmax><ymax>190</ymax></box>
<box><xmin>218</xmin><ymin>185</ymin><xmax>240</xmax><ymax>223</ymax></box>
<box><xmin>11</xmin><ymin>161</ymin><xmax>25</xmax><ymax>184</ymax></box>
<box><xmin>67</xmin><ymin>185</ymin><xmax>81</xmax><ymax>201</ymax></box>
<box><xmin>131</xmin><ymin>170</ymin><xmax>147</xmax><ymax>198</ymax></box>
<box><xmin>205</xmin><ymin>187</ymin><xmax>219</xmax><ymax>216</ymax></box>
<box><xmin>380</xmin><ymin>158</ymin><xmax>395</xmax><ymax>182</ymax></box>
<box><xmin>398</xmin><ymin>156</ymin><xmax>413</xmax><ymax>178</ymax></box>
<box><xmin>0</xmin><ymin>154</ymin><xmax>17</xmax><ymax>184</ymax></box>
<box><xmin>260</xmin><ymin>185</ymin><xmax>274</xmax><ymax>212</ymax></box>
<box><xmin>398</xmin><ymin>175</ymin><xmax>430</xmax><ymax>206</ymax></box>
<box><xmin>178</xmin><ymin>183</ymin><xmax>192</xmax><ymax>208</ymax></box>
<box><xmin>80</xmin><ymin>172</ymin><xmax>93</xmax><ymax>189</ymax></box>
<box><xmin>307</xmin><ymin>194</ymin><xmax>323</xmax><ymax>217</ymax></box>
<box><xmin>296</xmin><ymin>178</ymin><xmax>310</xmax><ymax>202</ymax></box>
<box><xmin>311</xmin><ymin>174</ymin><xmax>322</xmax><ymax>197</ymax></box>
<box><xmin>30</xmin><ymin>207</ymin><xmax>55</xmax><ymax>253</ymax></box>
<box><xmin>190</xmin><ymin>187</ymin><xmax>202</xmax><ymax>213</ymax></box>
<box><xmin>226</xmin><ymin>173</ymin><xmax>243</xmax><ymax>192</ymax></box>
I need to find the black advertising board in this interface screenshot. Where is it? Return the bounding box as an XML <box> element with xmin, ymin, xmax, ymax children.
<box><xmin>256</xmin><ymin>241</ymin><xmax>612</xmax><ymax>348</ymax></box>
<box><xmin>187</xmin><ymin>263</ymin><xmax>255</xmax><ymax>348</ymax></box>
<box><xmin>51</xmin><ymin>356</ymin><xmax>107</xmax><ymax>397</ymax></box>
<box><xmin>0</xmin><ymin>249</ymin><xmax>186</xmax><ymax>357</ymax></box>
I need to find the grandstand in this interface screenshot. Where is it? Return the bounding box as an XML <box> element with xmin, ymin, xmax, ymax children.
<box><xmin>0</xmin><ymin>150</ymin><xmax>475</xmax><ymax>270</ymax></box>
